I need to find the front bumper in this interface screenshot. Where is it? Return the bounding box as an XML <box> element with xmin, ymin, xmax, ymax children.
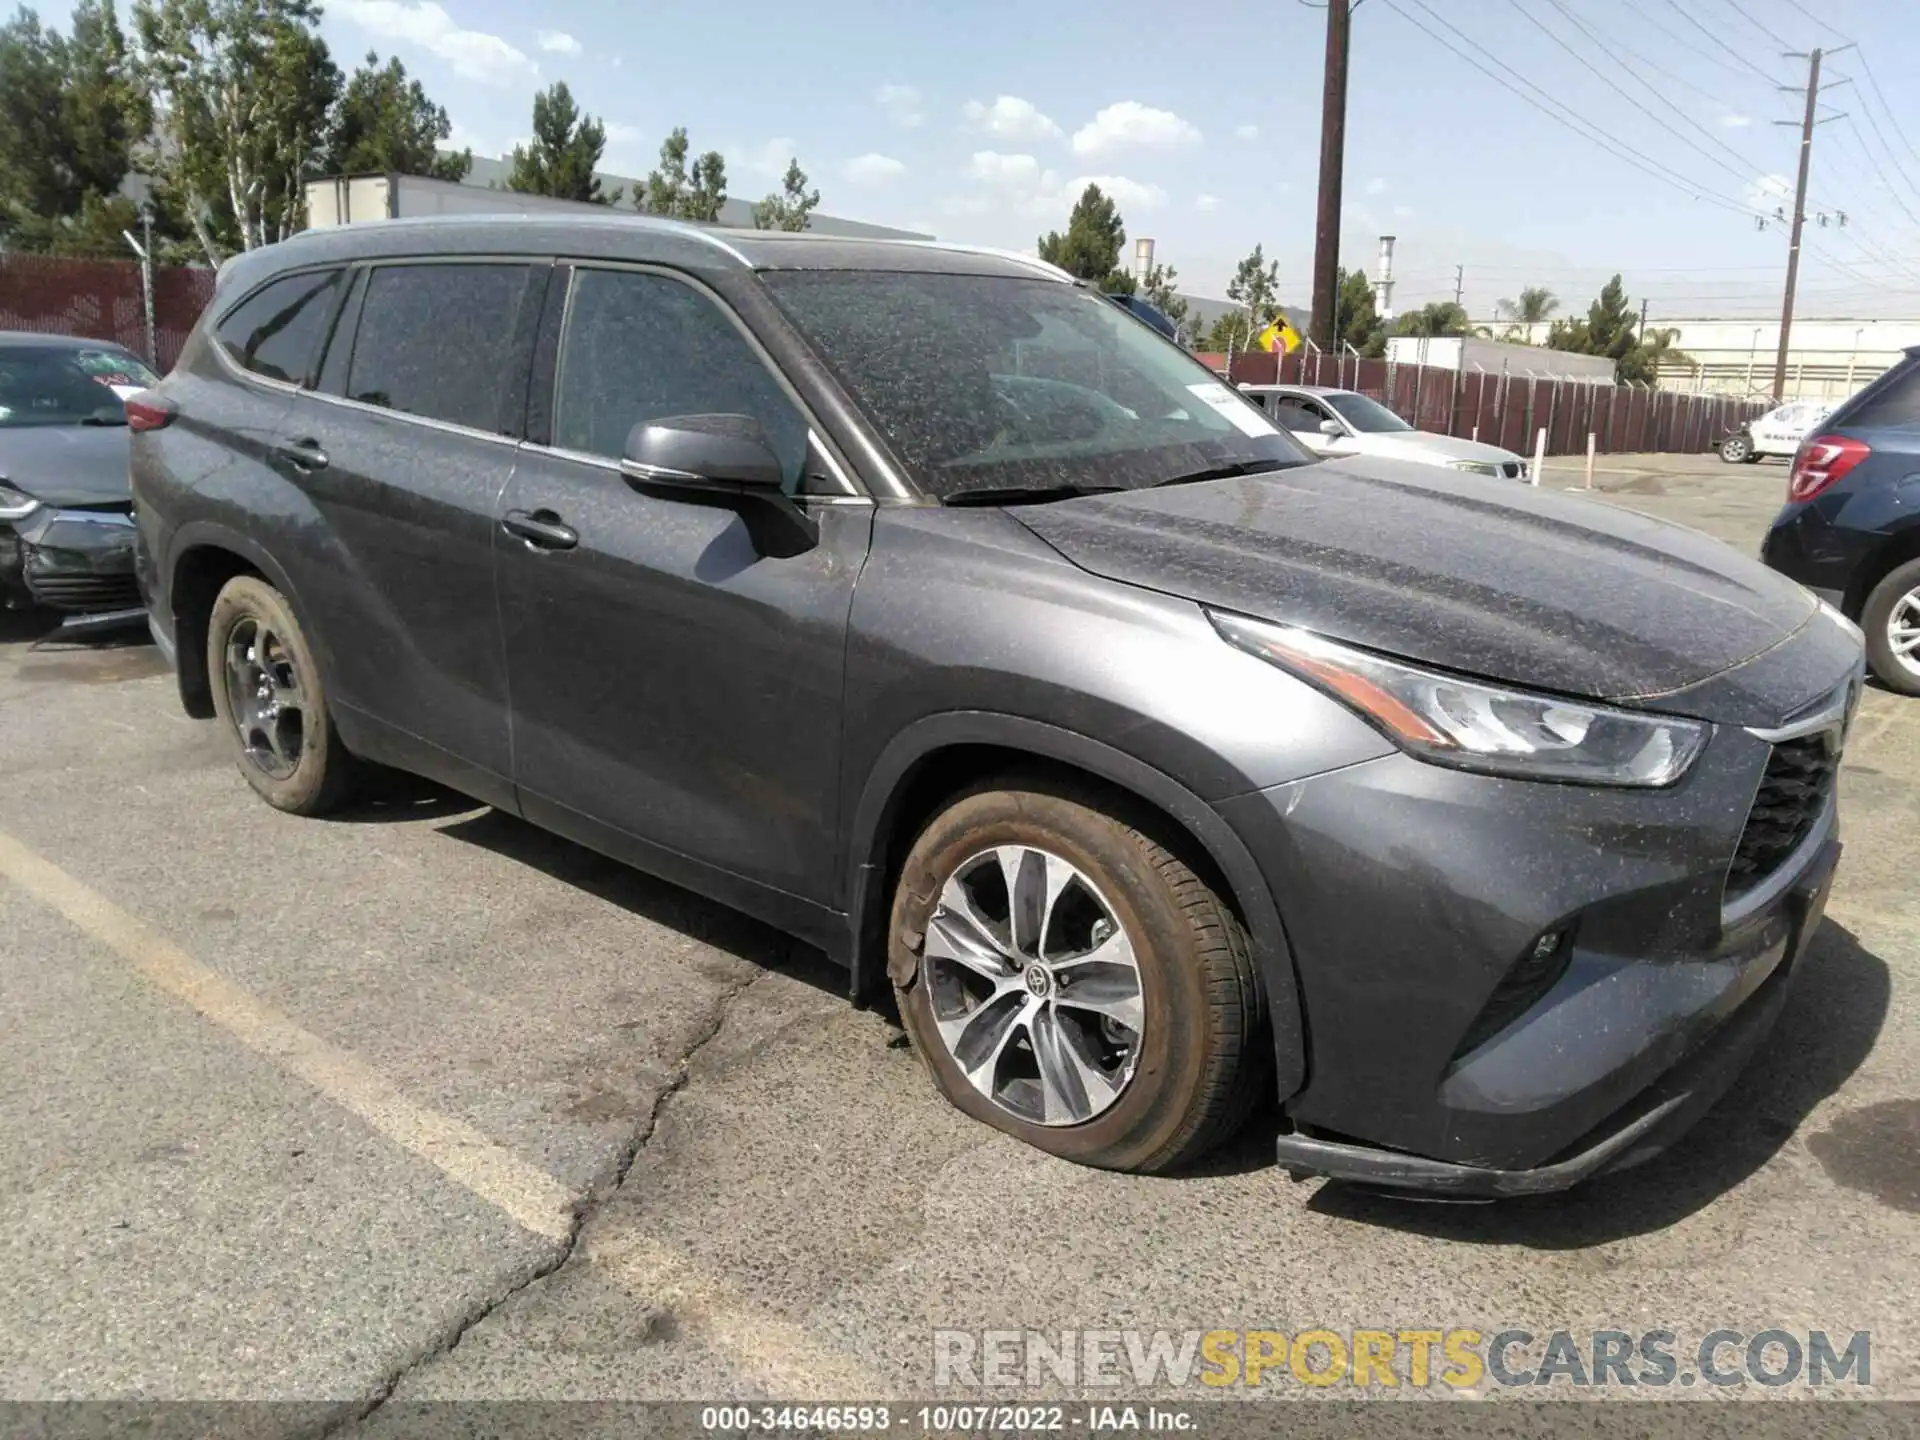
<box><xmin>1216</xmin><ymin>687</ymin><xmax>1852</xmax><ymax>1195</ymax></box>
<box><xmin>1</xmin><ymin>506</ymin><xmax>142</xmax><ymax>617</ymax></box>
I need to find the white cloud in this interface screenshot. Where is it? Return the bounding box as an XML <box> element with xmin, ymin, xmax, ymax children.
<box><xmin>1392</xmin><ymin>204</ymin><xmax>1415</xmax><ymax>218</ymax></box>
<box><xmin>1721</xmin><ymin>112</ymin><xmax>1752</xmax><ymax>128</ymax></box>
<box><xmin>962</xmin><ymin>95</ymin><xmax>1063</xmax><ymax>142</ymax></box>
<box><xmin>876</xmin><ymin>83</ymin><xmax>925</xmax><ymax>128</ymax></box>
<box><xmin>604</xmin><ymin>122</ymin><xmax>645</xmax><ymax>143</ymax></box>
<box><xmin>1196</xmin><ymin>193</ymin><xmax>1222</xmax><ymax>212</ymax></box>
<box><xmin>728</xmin><ymin>137</ymin><xmax>797</xmax><ymax>179</ymax></box>
<box><xmin>537</xmin><ymin>29</ymin><xmax>580</xmax><ymax>55</ymax></box>
<box><xmin>967</xmin><ymin>150</ymin><xmax>1042</xmax><ymax>186</ymax></box>
<box><xmin>843</xmin><ymin>152</ymin><xmax>907</xmax><ymax>187</ymax></box>
<box><xmin>1070</xmin><ymin>100</ymin><xmax>1201</xmax><ymax>158</ymax></box>
<box><xmin>1059</xmin><ymin>175</ymin><xmax>1159</xmax><ymax>214</ymax></box>
<box><xmin>331</xmin><ymin>0</ymin><xmax>537</xmax><ymax>85</ymax></box>
<box><xmin>1365</xmin><ymin>176</ymin><xmax>1388</xmax><ymax>195</ymax></box>
<box><xmin>1234</xmin><ymin>123</ymin><xmax>1259</xmax><ymax>141</ymax></box>
<box><xmin>946</xmin><ymin>162</ymin><xmax>1165</xmax><ymax>223</ymax></box>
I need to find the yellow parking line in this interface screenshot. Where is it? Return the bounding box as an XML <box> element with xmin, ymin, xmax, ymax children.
<box><xmin>0</xmin><ymin>825</ymin><xmax>890</xmax><ymax>1394</ymax></box>
<box><xmin>0</xmin><ymin>828</ymin><xmax>577</xmax><ymax>1243</ymax></box>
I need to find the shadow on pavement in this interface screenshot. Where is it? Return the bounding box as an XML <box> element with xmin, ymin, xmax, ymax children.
<box><xmin>1305</xmin><ymin>918</ymin><xmax>1889</xmax><ymax>1245</ymax></box>
<box><xmin>433</xmin><ymin>805</ymin><xmax>851</xmax><ymax>1003</ymax></box>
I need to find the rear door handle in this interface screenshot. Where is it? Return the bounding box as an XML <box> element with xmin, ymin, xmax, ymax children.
<box><xmin>276</xmin><ymin>437</ymin><xmax>328</xmax><ymax>471</ymax></box>
<box><xmin>501</xmin><ymin>508</ymin><xmax>579</xmax><ymax>551</ymax></box>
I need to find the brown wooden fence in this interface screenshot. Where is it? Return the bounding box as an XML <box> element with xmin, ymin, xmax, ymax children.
<box><xmin>0</xmin><ymin>253</ymin><xmax>215</xmax><ymax>371</ymax></box>
<box><xmin>1210</xmin><ymin>348</ymin><xmax>1770</xmax><ymax>458</ymax></box>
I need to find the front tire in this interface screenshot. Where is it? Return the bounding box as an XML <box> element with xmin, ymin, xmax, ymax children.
<box><xmin>1862</xmin><ymin>558</ymin><xmax>1920</xmax><ymax>697</ymax></box>
<box><xmin>1719</xmin><ymin>434</ymin><xmax>1753</xmax><ymax>464</ymax></box>
<box><xmin>889</xmin><ymin>782</ymin><xmax>1266</xmax><ymax>1173</ymax></box>
<box><xmin>206</xmin><ymin>575</ymin><xmax>358</xmax><ymax>814</ymax></box>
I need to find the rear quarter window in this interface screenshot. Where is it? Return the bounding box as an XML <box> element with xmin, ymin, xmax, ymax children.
<box><xmin>1839</xmin><ymin>356</ymin><xmax>1920</xmax><ymax>435</ymax></box>
<box><xmin>215</xmin><ymin>269</ymin><xmax>345</xmax><ymax>385</ymax></box>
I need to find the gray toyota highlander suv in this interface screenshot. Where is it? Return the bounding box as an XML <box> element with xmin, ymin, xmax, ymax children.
<box><xmin>130</xmin><ymin>214</ymin><xmax>1863</xmax><ymax>1194</ymax></box>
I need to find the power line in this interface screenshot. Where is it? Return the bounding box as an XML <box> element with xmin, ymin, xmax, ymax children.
<box><xmin>1612</xmin><ymin>0</ymin><xmax>1779</xmax><ymax>88</ymax></box>
<box><xmin>1380</xmin><ymin>0</ymin><xmax>1758</xmax><ymax>217</ymax></box>
<box><xmin>1525</xmin><ymin>0</ymin><xmax>1774</xmax><ymax>189</ymax></box>
<box><xmin>1712</xmin><ymin>0</ymin><xmax>1798</xmax><ymax>51</ymax></box>
<box><xmin>1857</xmin><ymin>54</ymin><xmax>1920</xmax><ymax>177</ymax></box>
<box><xmin>1659</xmin><ymin>0</ymin><xmax>1783</xmax><ymax>85</ymax></box>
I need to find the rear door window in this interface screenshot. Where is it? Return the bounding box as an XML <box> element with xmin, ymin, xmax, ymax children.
<box><xmin>346</xmin><ymin>263</ymin><xmax>537</xmax><ymax>433</ymax></box>
<box><xmin>215</xmin><ymin>269</ymin><xmax>345</xmax><ymax>385</ymax></box>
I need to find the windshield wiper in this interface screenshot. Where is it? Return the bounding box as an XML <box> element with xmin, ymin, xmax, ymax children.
<box><xmin>943</xmin><ymin>483</ymin><xmax>1124</xmax><ymax>507</ymax></box>
<box><xmin>1150</xmin><ymin>458</ymin><xmax>1294</xmax><ymax>488</ymax></box>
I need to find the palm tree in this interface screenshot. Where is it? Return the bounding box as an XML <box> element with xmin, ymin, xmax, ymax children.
<box><xmin>1495</xmin><ymin>285</ymin><xmax>1559</xmax><ymax>342</ymax></box>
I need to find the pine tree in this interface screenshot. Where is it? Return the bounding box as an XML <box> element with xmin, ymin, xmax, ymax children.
<box><xmin>1037</xmin><ymin>183</ymin><xmax>1132</xmax><ymax>291</ymax></box>
<box><xmin>506</xmin><ymin>81</ymin><xmax>615</xmax><ymax>205</ymax></box>
<box><xmin>752</xmin><ymin>157</ymin><xmax>818</xmax><ymax>231</ymax></box>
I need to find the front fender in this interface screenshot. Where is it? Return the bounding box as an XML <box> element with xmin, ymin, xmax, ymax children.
<box><xmin>843</xmin><ymin>709</ymin><xmax>1308</xmax><ymax>1100</ymax></box>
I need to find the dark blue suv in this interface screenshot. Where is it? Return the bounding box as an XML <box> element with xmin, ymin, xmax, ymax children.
<box><xmin>1763</xmin><ymin>344</ymin><xmax>1920</xmax><ymax>695</ymax></box>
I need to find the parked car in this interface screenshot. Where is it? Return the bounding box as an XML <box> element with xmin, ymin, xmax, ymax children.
<box><xmin>133</xmin><ymin>215</ymin><xmax>1862</xmax><ymax>1193</ymax></box>
<box><xmin>1239</xmin><ymin>382</ymin><xmax>1530</xmax><ymax>479</ymax></box>
<box><xmin>0</xmin><ymin>333</ymin><xmax>157</xmax><ymax>623</ymax></box>
<box><xmin>1719</xmin><ymin>399</ymin><xmax>1833</xmax><ymax>464</ymax></box>
<box><xmin>1762</xmin><ymin>346</ymin><xmax>1920</xmax><ymax>695</ymax></box>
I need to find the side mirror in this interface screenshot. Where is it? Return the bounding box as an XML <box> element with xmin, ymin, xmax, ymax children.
<box><xmin>622</xmin><ymin>412</ymin><xmax>785</xmax><ymax>489</ymax></box>
<box><xmin>619</xmin><ymin>413</ymin><xmax>817</xmax><ymax>556</ymax></box>
<box><xmin>1318</xmin><ymin>417</ymin><xmax>1344</xmax><ymax>437</ymax></box>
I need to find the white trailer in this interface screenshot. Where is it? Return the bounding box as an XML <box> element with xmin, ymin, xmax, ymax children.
<box><xmin>1386</xmin><ymin>335</ymin><xmax>1617</xmax><ymax>385</ymax></box>
<box><xmin>303</xmin><ymin>174</ymin><xmax>614</xmax><ymax>228</ymax></box>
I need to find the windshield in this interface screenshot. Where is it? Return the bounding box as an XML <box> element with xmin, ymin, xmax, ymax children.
<box><xmin>1323</xmin><ymin>391</ymin><xmax>1413</xmax><ymax>433</ymax></box>
<box><xmin>762</xmin><ymin>271</ymin><xmax>1310</xmax><ymax>499</ymax></box>
<box><xmin>0</xmin><ymin>346</ymin><xmax>157</xmax><ymax>428</ymax></box>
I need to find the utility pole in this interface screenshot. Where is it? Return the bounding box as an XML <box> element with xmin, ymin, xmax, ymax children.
<box><xmin>1772</xmin><ymin>48</ymin><xmax>1825</xmax><ymax>403</ymax></box>
<box><xmin>1308</xmin><ymin>0</ymin><xmax>1353</xmax><ymax>351</ymax></box>
<box><xmin>1453</xmin><ymin>265</ymin><xmax>1464</xmax><ymax>308</ymax></box>
<box><xmin>1639</xmin><ymin>297</ymin><xmax>1649</xmax><ymax>339</ymax></box>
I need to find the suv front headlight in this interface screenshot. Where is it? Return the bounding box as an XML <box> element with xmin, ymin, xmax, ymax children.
<box><xmin>1446</xmin><ymin>459</ymin><xmax>1500</xmax><ymax>476</ymax></box>
<box><xmin>1211</xmin><ymin>611</ymin><xmax>1710</xmax><ymax>787</ymax></box>
<box><xmin>0</xmin><ymin>482</ymin><xmax>42</xmax><ymax>521</ymax></box>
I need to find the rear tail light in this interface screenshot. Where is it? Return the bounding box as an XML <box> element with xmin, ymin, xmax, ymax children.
<box><xmin>1787</xmin><ymin>433</ymin><xmax>1869</xmax><ymax>502</ymax></box>
<box><xmin>124</xmin><ymin>392</ymin><xmax>174</xmax><ymax>432</ymax></box>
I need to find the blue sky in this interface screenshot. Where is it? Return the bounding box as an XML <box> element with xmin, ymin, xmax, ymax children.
<box><xmin>49</xmin><ymin>0</ymin><xmax>1920</xmax><ymax>316</ymax></box>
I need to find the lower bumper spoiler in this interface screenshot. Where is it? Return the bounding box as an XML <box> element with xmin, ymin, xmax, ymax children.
<box><xmin>1276</xmin><ymin>843</ymin><xmax>1837</xmax><ymax>1198</ymax></box>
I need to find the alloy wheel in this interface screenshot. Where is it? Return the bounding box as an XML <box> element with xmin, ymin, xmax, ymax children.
<box><xmin>921</xmin><ymin>845</ymin><xmax>1145</xmax><ymax>1127</ymax></box>
<box><xmin>1891</xmin><ymin>585</ymin><xmax>1920</xmax><ymax>680</ymax></box>
<box><xmin>223</xmin><ymin>616</ymin><xmax>308</xmax><ymax>780</ymax></box>
<box><xmin>1721</xmin><ymin>436</ymin><xmax>1751</xmax><ymax>463</ymax></box>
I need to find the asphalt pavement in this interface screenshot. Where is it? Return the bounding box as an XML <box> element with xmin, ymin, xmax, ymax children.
<box><xmin>1</xmin><ymin>452</ymin><xmax>1915</xmax><ymax>1430</ymax></box>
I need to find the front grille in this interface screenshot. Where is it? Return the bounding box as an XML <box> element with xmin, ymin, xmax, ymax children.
<box><xmin>1726</xmin><ymin>734</ymin><xmax>1840</xmax><ymax>897</ymax></box>
<box><xmin>24</xmin><ymin>571</ymin><xmax>142</xmax><ymax>613</ymax></box>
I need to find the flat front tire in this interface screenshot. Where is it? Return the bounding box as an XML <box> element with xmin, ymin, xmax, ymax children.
<box><xmin>206</xmin><ymin>575</ymin><xmax>357</xmax><ymax>814</ymax></box>
<box><xmin>889</xmin><ymin>782</ymin><xmax>1266</xmax><ymax>1173</ymax></box>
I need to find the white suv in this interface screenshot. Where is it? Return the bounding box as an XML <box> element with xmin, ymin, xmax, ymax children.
<box><xmin>1720</xmin><ymin>400</ymin><xmax>1833</xmax><ymax>463</ymax></box>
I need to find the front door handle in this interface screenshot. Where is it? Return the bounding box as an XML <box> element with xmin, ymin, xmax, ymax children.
<box><xmin>276</xmin><ymin>438</ymin><xmax>328</xmax><ymax>472</ymax></box>
<box><xmin>501</xmin><ymin>508</ymin><xmax>579</xmax><ymax>551</ymax></box>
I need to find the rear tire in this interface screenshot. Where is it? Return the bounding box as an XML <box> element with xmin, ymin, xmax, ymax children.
<box><xmin>206</xmin><ymin>575</ymin><xmax>359</xmax><ymax>814</ymax></box>
<box><xmin>889</xmin><ymin>781</ymin><xmax>1267</xmax><ymax>1173</ymax></box>
<box><xmin>1862</xmin><ymin>558</ymin><xmax>1920</xmax><ymax>697</ymax></box>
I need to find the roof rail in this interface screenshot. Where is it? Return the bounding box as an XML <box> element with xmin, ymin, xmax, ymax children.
<box><xmin>906</xmin><ymin>241</ymin><xmax>1075</xmax><ymax>283</ymax></box>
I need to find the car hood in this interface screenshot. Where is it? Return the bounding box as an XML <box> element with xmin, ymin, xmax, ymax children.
<box><xmin>1344</xmin><ymin>431</ymin><xmax>1521</xmax><ymax>465</ymax></box>
<box><xmin>0</xmin><ymin>425</ymin><xmax>132</xmax><ymax>507</ymax></box>
<box><xmin>1011</xmin><ymin>455</ymin><xmax>1823</xmax><ymax>709</ymax></box>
